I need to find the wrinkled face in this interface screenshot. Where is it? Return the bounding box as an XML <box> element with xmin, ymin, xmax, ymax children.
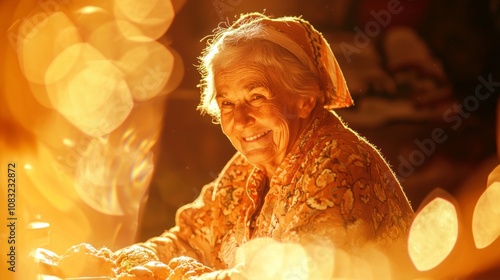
<box><xmin>215</xmin><ymin>64</ymin><xmax>313</xmax><ymax>175</ymax></box>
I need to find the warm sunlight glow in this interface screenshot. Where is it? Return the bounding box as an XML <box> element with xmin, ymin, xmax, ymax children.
<box><xmin>408</xmin><ymin>197</ymin><xmax>459</xmax><ymax>271</ymax></box>
<box><xmin>472</xmin><ymin>181</ymin><xmax>500</xmax><ymax>249</ymax></box>
<box><xmin>118</xmin><ymin>40</ymin><xmax>174</xmax><ymax>101</ymax></box>
<box><xmin>234</xmin><ymin>238</ymin><xmax>392</xmax><ymax>279</ymax></box>
<box><xmin>62</xmin><ymin>138</ymin><xmax>75</xmax><ymax>147</ymax></box>
<box><xmin>17</xmin><ymin>12</ymin><xmax>81</xmax><ymax>85</ymax></box>
<box><xmin>114</xmin><ymin>0</ymin><xmax>175</xmax><ymax>40</ymax></box>
<box><xmin>74</xmin><ymin>134</ymin><xmax>154</xmax><ymax>216</ymax></box>
<box><xmin>2</xmin><ymin>0</ymin><xmax>176</xmax><ymax>257</ymax></box>
<box><xmin>71</xmin><ymin>5</ymin><xmax>114</xmax><ymax>41</ymax></box>
<box><xmin>45</xmin><ymin>43</ymin><xmax>133</xmax><ymax>137</ymax></box>
<box><xmin>235</xmin><ymin>238</ymin><xmax>313</xmax><ymax>280</ymax></box>
<box><xmin>27</xmin><ymin>221</ymin><xmax>50</xmax><ymax>230</ymax></box>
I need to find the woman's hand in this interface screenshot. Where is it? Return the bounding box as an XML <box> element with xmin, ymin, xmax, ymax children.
<box><xmin>28</xmin><ymin>247</ymin><xmax>62</xmax><ymax>277</ymax></box>
<box><xmin>28</xmin><ymin>243</ymin><xmax>221</xmax><ymax>280</ymax></box>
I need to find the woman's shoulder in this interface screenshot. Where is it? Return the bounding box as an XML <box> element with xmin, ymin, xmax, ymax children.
<box><xmin>304</xmin><ymin>110</ymin><xmax>392</xmax><ymax>172</ymax></box>
<box><xmin>309</xmin><ymin>111</ymin><xmax>371</xmax><ymax>152</ymax></box>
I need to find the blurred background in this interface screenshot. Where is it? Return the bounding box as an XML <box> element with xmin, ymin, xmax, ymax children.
<box><xmin>0</xmin><ymin>0</ymin><xmax>499</xmax><ymax>279</ymax></box>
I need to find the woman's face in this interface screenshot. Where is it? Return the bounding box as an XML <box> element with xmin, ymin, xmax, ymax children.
<box><xmin>215</xmin><ymin>64</ymin><xmax>314</xmax><ymax>175</ymax></box>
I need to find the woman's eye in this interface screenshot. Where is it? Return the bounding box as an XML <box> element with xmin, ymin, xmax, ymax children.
<box><xmin>220</xmin><ymin>101</ymin><xmax>234</xmax><ymax>111</ymax></box>
<box><xmin>250</xmin><ymin>94</ymin><xmax>265</xmax><ymax>102</ymax></box>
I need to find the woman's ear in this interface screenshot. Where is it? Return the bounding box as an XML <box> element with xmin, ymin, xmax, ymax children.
<box><xmin>297</xmin><ymin>96</ymin><xmax>317</xmax><ymax>118</ymax></box>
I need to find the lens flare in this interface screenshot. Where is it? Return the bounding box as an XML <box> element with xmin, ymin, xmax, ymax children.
<box><xmin>408</xmin><ymin>195</ymin><xmax>459</xmax><ymax>271</ymax></box>
<box><xmin>16</xmin><ymin>11</ymin><xmax>81</xmax><ymax>85</ymax></box>
<box><xmin>235</xmin><ymin>238</ymin><xmax>310</xmax><ymax>280</ymax></box>
<box><xmin>233</xmin><ymin>237</ymin><xmax>392</xmax><ymax>279</ymax></box>
<box><xmin>114</xmin><ymin>0</ymin><xmax>175</xmax><ymax>40</ymax></box>
<box><xmin>86</xmin><ymin>20</ymin><xmax>145</xmax><ymax>58</ymax></box>
<box><xmin>72</xmin><ymin>5</ymin><xmax>114</xmax><ymax>40</ymax></box>
<box><xmin>117</xmin><ymin>40</ymin><xmax>174</xmax><ymax>101</ymax></box>
<box><xmin>45</xmin><ymin>42</ymin><xmax>133</xmax><ymax>137</ymax></box>
<box><xmin>2</xmin><ymin>0</ymin><xmax>178</xmax><ymax>269</ymax></box>
<box><xmin>472</xmin><ymin>182</ymin><xmax>500</xmax><ymax>249</ymax></box>
<box><xmin>75</xmin><ymin>134</ymin><xmax>154</xmax><ymax>216</ymax></box>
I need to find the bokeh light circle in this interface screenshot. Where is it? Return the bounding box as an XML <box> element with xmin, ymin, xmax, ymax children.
<box><xmin>408</xmin><ymin>197</ymin><xmax>459</xmax><ymax>271</ymax></box>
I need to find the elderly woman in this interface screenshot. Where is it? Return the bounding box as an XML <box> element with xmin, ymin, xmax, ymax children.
<box><xmin>36</xmin><ymin>12</ymin><xmax>415</xmax><ymax>279</ymax></box>
<box><xmin>132</xmin><ymin>12</ymin><xmax>415</xmax><ymax>275</ymax></box>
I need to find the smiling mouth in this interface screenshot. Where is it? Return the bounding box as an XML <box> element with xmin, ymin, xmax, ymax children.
<box><xmin>244</xmin><ymin>130</ymin><xmax>271</xmax><ymax>141</ymax></box>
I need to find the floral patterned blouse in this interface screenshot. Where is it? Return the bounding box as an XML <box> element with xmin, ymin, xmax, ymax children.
<box><xmin>138</xmin><ymin>109</ymin><xmax>415</xmax><ymax>271</ymax></box>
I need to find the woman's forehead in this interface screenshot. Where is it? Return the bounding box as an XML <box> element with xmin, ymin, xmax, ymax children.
<box><xmin>215</xmin><ymin>78</ymin><xmax>267</xmax><ymax>99</ymax></box>
<box><xmin>215</xmin><ymin>65</ymin><xmax>268</xmax><ymax>90</ymax></box>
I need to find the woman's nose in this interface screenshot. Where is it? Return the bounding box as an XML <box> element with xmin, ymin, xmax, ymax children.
<box><xmin>233</xmin><ymin>103</ymin><xmax>255</xmax><ymax>128</ymax></box>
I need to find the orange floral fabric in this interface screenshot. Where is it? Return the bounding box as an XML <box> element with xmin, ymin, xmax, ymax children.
<box><xmin>139</xmin><ymin>109</ymin><xmax>414</xmax><ymax>269</ymax></box>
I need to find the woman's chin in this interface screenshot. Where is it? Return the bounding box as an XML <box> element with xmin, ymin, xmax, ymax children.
<box><xmin>243</xmin><ymin>152</ymin><xmax>270</xmax><ymax>166</ymax></box>
<box><xmin>242</xmin><ymin>149</ymin><xmax>280</xmax><ymax>170</ymax></box>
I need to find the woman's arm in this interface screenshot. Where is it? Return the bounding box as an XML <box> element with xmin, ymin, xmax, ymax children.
<box><xmin>123</xmin><ymin>180</ymin><xmax>221</xmax><ymax>266</ymax></box>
